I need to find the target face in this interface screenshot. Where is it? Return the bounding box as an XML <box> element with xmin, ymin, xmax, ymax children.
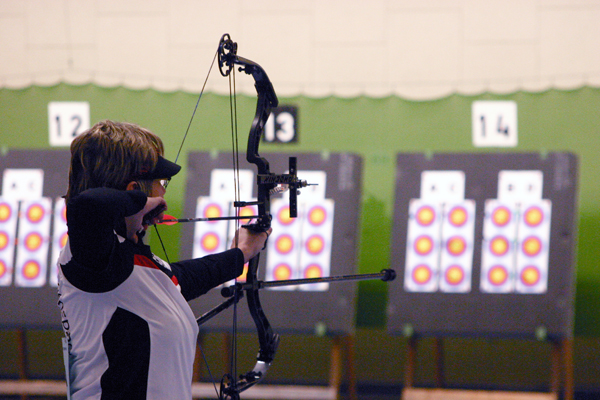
<box><xmin>404</xmin><ymin>200</ymin><xmax>442</xmax><ymax>292</ymax></box>
<box><xmin>439</xmin><ymin>200</ymin><xmax>475</xmax><ymax>293</ymax></box>
<box><xmin>15</xmin><ymin>198</ymin><xmax>52</xmax><ymax>287</ymax></box>
<box><xmin>480</xmin><ymin>200</ymin><xmax>518</xmax><ymax>293</ymax></box>
<box><xmin>515</xmin><ymin>200</ymin><xmax>551</xmax><ymax>293</ymax></box>
<box><xmin>192</xmin><ymin>198</ymin><xmax>230</xmax><ymax>259</ymax></box>
<box><xmin>0</xmin><ymin>198</ymin><xmax>18</xmax><ymax>286</ymax></box>
<box><xmin>266</xmin><ymin>195</ymin><xmax>335</xmax><ymax>292</ymax></box>
<box><xmin>50</xmin><ymin>198</ymin><xmax>68</xmax><ymax>287</ymax></box>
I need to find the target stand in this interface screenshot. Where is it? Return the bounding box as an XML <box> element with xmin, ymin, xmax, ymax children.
<box><xmin>387</xmin><ymin>153</ymin><xmax>578</xmax><ymax>400</ymax></box>
<box><xmin>401</xmin><ymin>336</ymin><xmax>572</xmax><ymax>400</ymax></box>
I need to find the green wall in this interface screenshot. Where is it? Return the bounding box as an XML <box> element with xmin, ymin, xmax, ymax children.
<box><xmin>1</xmin><ymin>84</ymin><xmax>599</xmax><ymax>336</ymax></box>
<box><xmin>3</xmin><ymin>84</ymin><xmax>600</xmax><ymax>391</ymax></box>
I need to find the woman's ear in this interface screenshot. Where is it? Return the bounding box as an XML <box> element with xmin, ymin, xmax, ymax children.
<box><xmin>125</xmin><ymin>181</ymin><xmax>139</xmax><ymax>191</ymax></box>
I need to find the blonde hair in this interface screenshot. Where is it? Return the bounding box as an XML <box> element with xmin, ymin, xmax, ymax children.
<box><xmin>65</xmin><ymin>120</ymin><xmax>164</xmax><ymax>203</ymax></box>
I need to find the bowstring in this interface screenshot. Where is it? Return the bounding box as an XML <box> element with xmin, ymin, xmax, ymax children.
<box><xmin>172</xmin><ymin>48</ymin><xmax>219</xmax><ymax>167</ymax></box>
<box><xmin>228</xmin><ymin>58</ymin><xmax>241</xmax><ymax>397</ymax></box>
<box><xmin>155</xmin><ymin>42</ymin><xmax>225</xmax><ymax>399</ymax></box>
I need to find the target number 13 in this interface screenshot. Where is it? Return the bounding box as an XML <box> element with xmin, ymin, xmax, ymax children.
<box><xmin>263</xmin><ymin>106</ymin><xmax>298</xmax><ymax>143</ymax></box>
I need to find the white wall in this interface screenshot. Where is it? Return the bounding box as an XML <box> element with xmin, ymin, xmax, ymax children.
<box><xmin>1</xmin><ymin>0</ymin><xmax>599</xmax><ymax>99</ymax></box>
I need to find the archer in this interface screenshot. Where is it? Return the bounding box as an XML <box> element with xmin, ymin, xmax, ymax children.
<box><xmin>56</xmin><ymin>120</ymin><xmax>269</xmax><ymax>400</ymax></box>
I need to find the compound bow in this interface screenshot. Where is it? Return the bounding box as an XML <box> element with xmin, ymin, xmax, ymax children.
<box><xmin>214</xmin><ymin>33</ymin><xmax>307</xmax><ymax>399</ymax></box>
<box><xmin>162</xmin><ymin>34</ymin><xmax>395</xmax><ymax>400</ymax></box>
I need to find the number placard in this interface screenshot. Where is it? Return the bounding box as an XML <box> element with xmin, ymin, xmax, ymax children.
<box><xmin>263</xmin><ymin>106</ymin><xmax>298</xmax><ymax>143</ymax></box>
<box><xmin>48</xmin><ymin>102</ymin><xmax>90</xmax><ymax>147</ymax></box>
<box><xmin>472</xmin><ymin>101</ymin><xmax>517</xmax><ymax>147</ymax></box>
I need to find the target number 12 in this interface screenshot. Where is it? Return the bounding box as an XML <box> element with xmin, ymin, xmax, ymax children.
<box><xmin>48</xmin><ymin>102</ymin><xmax>90</xmax><ymax>147</ymax></box>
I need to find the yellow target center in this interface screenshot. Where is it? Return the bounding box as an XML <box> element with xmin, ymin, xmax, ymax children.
<box><xmin>447</xmin><ymin>237</ymin><xmax>466</xmax><ymax>255</ymax></box>
<box><xmin>306</xmin><ymin>236</ymin><xmax>324</xmax><ymax>254</ymax></box>
<box><xmin>522</xmin><ymin>237</ymin><xmax>541</xmax><ymax>256</ymax></box>
<box><xmin>201</xmin><ymin>233</ymin><xmax>219</xmax><ymax>251</ymax></box>
<box><xmin>449</xmin><ymin>207</ymin><xmax>467</xmax><ymax>226</ymax></box>
<box><xmin>492</xmin><ymin>207</ymin><xmax>511</xmax><ymax>226</ymax></box>
<box><xmin>278</xmin><ymin>206</ymin><xmax>294</xmax><ymax>225</ymax></box>
<box><xmin>445</xmin><ymin>266</ymin><xmax>464</xmax><ymax>285</ymax></box>
<box><xmin>413</xmin><ymin>265</ymin><xmax>431</xmax><ymax>284</ymax></box>
<box><xmin>489</xmin><ymin>266</ymin><xmax>508</xmax><ymax>285</ymax></box>
<box><xmin>25</xmin><ymin>233</ymin><xmax>43</xmax><ymax>251</ymax></box>
<box><xmin>521</xmin><ymin>266</ymin><xmax>540</xmax><ymax>286</ymax></box>
<box><xmin>27</xmin><ymin>205</ymin><xmax>44</xmax><ymax>223</ymax></box>
<box><xmin>274</xmin><ymin>264</ymin><xmax>292</xmax><ymax>281</ymax></box>
<box><xmin>0</xmin><ymin>232</ymin><xmax>8</xmax><ymax>250</ymax></box>
<box><xmin>305</xmin><ymin>264</ymin><xmax>322</xmax><ymax>279</ymax></box>
<box><xmin>490</xmin><ymin>237</ymin><xmax>509</xmax><ymax>256</ymax></box>
<box><xmin>0</xmin><ymin>204</ymin><xmax>11</xmax><ymax>222</ymax></box>
<box><xmin>23</xmin><ymin>261</ymin><xmax>40</xmax><ymax>279</ymax></box>
<box><xmin>275</xmin><ymin>235</ymin><xmax>293</xmax><ymax>254</ymax></box>
<box><xmin>416</xmin><ymin>206</ymin><xmax>435</xmax><ymax>226</ymax></box>
<box><xmin>414</xmin><ymin>236</ymin><xmax>433</xmax><ymax>255</ymax></box>
<box><xmin>204</xmin><ymin>204</ymin><xmax>222</xmax><ymax>220</ymax></box>
<box><xmin>308</xmin><ymin>206</ymin><xmax>326</xmax><ymax>226</ymax></box>
<box><xmin>524</xmin><ymin>207</ymin><xmax>543</xmax><ymax>227</ymax></box>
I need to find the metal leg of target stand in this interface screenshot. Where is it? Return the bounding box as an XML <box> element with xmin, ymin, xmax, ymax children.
<box><xmin>404</xmin><ymin>337</ymin><xmax>445</xmax><ymax>390</ymax></box>
<box><xmin>404</xmin><ymin>336</ymin><xmax>417</xmax><ymax>389</ymax></box>
<box><xmin>551</xmin><ymin>337</ymin><xmax>574</xmax><ymax>400</ymax></box>
<box><xmin>17</xmin><ymin>328</ymin><xmax>28</xmax><ymax>400</ymax></box>
<box><xmin>433</xmin><ymin>337</ymin><xmax>444</xmax><ymax>389</ymax></box>
<box><xmin>329</xmin><ymin>335</ymin><xmax>357</xmax><ymax>400</ymax></box>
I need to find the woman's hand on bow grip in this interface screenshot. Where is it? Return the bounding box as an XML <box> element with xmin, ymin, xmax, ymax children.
<box><xmin>231</xmin><ymin>227</ymin><xmax>272</xmax><ymax>263</ymax></box>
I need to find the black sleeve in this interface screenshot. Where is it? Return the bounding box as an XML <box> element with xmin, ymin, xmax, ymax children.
<box><xmin>67</xmin><ymin>187</ymin><xmax>147</xmax><ymax>272</ymax></box>
<box><xmin>169</xmin><ymin>248</ymin><xmax>245</xmax><ymax>301</ymax></box>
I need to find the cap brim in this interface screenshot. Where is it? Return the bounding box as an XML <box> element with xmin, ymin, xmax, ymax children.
<box><xmin>138</xmin><ymin>156</ymin><xmax>181</xmax><ymax>180</ymax></box>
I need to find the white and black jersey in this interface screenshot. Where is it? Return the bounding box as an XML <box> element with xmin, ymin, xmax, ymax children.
<box><xmin>57</xmin><ymin>188</ymin><xmax>244</xmax><ymax>400</ymax></box>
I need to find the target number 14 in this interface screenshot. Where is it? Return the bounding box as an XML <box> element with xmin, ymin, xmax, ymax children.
<box><xmin>472</xmin><ymin>101</ymin><xmax>517</xmax><ymax>147</ymax></box>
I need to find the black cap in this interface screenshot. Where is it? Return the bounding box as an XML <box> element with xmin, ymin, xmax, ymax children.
<box><xmin>137</xmin><ymin>156</ymin><xmax>181</xmax><ymax>180</ymax></box>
